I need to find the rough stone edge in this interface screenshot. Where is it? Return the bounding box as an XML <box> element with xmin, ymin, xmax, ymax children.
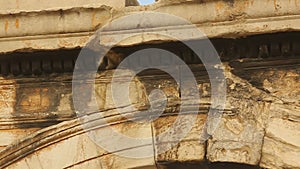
<box><xmin>1</xmin><ymin>0</ymin><xmax>300</xmax><ymax>53</ymax></box>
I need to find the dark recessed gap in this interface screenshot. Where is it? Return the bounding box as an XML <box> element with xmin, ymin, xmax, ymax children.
<box><xmin>158</xmin><ymin>162</ymin><xmax>261</xmax><ymax>169</ymax></box>
<box><xmin>0</xmin><ymin>32</ymin><xmax>299</xmax><ymax>76</ymax></box>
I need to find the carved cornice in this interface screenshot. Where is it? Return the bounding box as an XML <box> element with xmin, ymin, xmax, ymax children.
<box><xmin>1</xmin><ymin>0</ymin><xmax>300</xmax><ymax>53</ymax></box>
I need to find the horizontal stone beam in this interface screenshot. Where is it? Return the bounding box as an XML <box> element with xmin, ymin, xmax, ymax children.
<box><xmin>1</xmin><ymin>0</ymin><xmax>300</xmax><ymax>53</ymax></box>
<box><xmin>0</xmin><ymin>0</ymin><xmax>127</xmax><ymax>15</ymax></box>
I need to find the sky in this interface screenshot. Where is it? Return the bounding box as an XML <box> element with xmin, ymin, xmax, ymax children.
<box><xmin>138</xmin><ymin>0</ymin><xmax>156</xmax><ymax>5</ymax></box>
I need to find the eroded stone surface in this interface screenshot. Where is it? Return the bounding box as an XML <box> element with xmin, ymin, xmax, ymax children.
<box><xmin>0</xmin><ymin>64</ymin><xmax>299</xmax><ymax>169</ymax></box>
<box><xmin>232</xmin><ymin>66</ymin><xmax>300</xmax><ymax>168</ymax></box>
<box><xmin>153</xmin><ymin>114</ymin><xmax>207</xmax><ymax>164</ymax></box>
<box><xmin>0</xmin><ymin>1</ymin><xmax>300</xmax><ymax>168</ymax></box>
<box><xmin>0</xmin><ymin>0</ymin><xmax>126</xmax><ymax>14</ymax></box>
<box><xmin>2</xmin><ymin>0</ymin><xmax>300</xmax><ymax>53</ymax></box>
<box><xmin>260</xmin><ymin>104</ymin><xmax>300</xmax><ymax>169</ymax></box>
<box><xmin>207</xmin><ymin>69</ymin><xmax>267</xmax><ymax>165</ymax></box>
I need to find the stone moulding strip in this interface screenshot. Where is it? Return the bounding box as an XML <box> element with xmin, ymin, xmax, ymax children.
<box><xmin>1</xmin><ymin>0</ymin><xmax>300</xmax><ymax>53</ymax></box>
<box><xmin>0</xmin><ymin>58</ymin><xmax>298</xmax><ymax>130</ymax></box>
<box><xmin>0</xmin><ymin>101</ymin><xmax>219</xmax><ymax>169</ymax></box>
<box><xmin>0</xmin><ymin>66</ymin><xmax>211</xmax><ymax>130</ymax></box>
<box><xmin>99</xmin><ymin>14</ymin><xmax>300</xmax><ymax>46</ymax></box>
<box><xmin>1</xmin><ymin>15</ymin><xmax>300</xmax><ymax>54</ymax></box>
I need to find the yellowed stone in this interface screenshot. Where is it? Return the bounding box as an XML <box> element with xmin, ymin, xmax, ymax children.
<box><xmin>153</xmin><ymin>114</ymin><xmax>207</xmax><ymax>163</ymax></box>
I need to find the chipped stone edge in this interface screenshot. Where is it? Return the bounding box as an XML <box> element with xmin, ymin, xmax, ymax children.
<box><xmin>1</xmin><ymin>0</ymin><xmax>300</xmax><ymax>53</ymax></box>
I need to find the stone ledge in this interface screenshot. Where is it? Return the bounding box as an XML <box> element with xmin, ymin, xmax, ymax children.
<box><xmin>2</xmin><ymin>0</ymin><xmax>300</xmax><ymax>53</ymax></box>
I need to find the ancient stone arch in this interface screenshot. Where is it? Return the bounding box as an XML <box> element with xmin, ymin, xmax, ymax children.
<box><xmin>0</xmin><ymin>0</ymin><xmax>299</xmax><ymax>169</ymax></box>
